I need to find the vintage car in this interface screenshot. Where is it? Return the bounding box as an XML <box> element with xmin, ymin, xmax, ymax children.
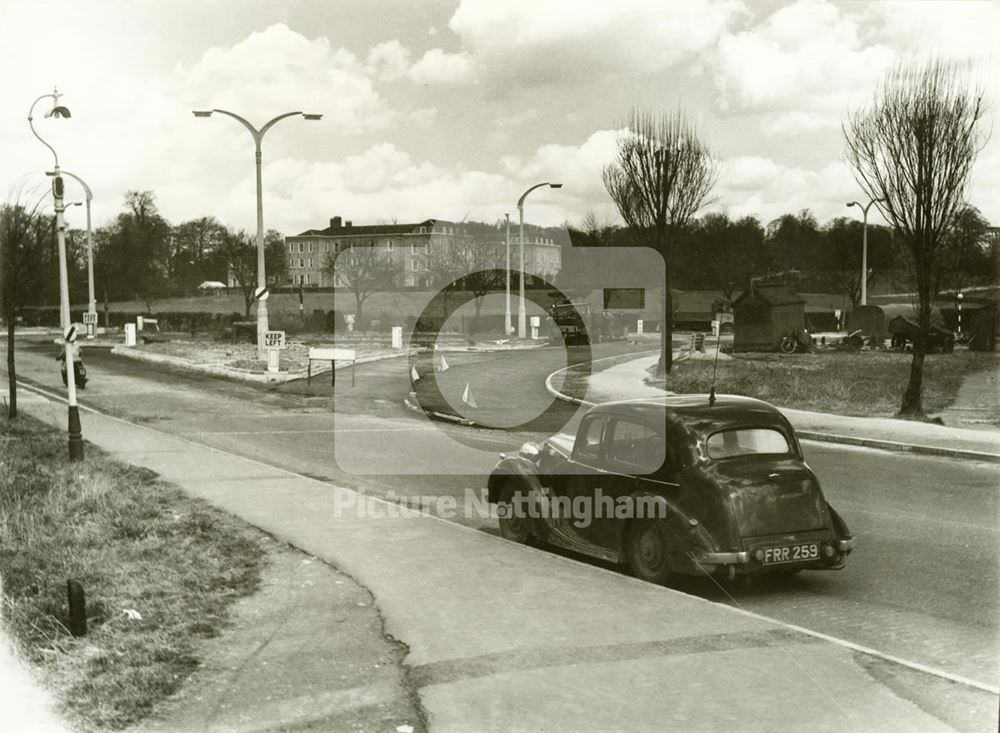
<box><xmin>487</xmin><ymin>395</ymin><xmax>853</xmax><ymax>584</ymax></box>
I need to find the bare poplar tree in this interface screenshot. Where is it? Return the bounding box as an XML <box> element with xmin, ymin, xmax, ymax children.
<box><xmin>844</xmin><ymin>58</ymin><xmax>987</xmax><ymax>415</ymax></box>
<box><xmin>603</xmin><ymin>108</ymin><xmax>717</xmax><ymax>374</ymax></box>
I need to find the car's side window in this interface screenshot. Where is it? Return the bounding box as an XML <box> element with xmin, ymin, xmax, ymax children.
<box><xmin>574</xmin><ymin>417</ymin><xmax>605</xmax><ymax>463</ymax></box>
<box><xmin>605</xmin><ymin>419</ymin><xmax>665</xmax><ymax>474</ymax></box>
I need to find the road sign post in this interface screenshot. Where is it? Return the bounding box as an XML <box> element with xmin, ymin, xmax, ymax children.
<box><xmin>82</xmin><ymin>311</ymin><xmax>98</xmax><ymax>337</ymax></box>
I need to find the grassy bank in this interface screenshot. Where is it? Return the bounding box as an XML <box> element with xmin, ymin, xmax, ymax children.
<box><xmin>658</xmin><ymin>350</ymin><xmax>999</xmax><ymax>417</ymax></box>
<box><xmin>0</xmin><ymin>414</ymin><xmax>267</xmax><ymax>730</ymax></box>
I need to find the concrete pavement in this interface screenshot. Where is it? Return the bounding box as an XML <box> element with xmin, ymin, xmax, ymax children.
<box><xmin>8</xmin><ymin>379</ymin><xmax>988</xmax><ymax>732</ymax></box>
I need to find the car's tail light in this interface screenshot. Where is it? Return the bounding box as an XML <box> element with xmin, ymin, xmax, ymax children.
<box><xmin>822</xmin><ymin>543</ymin><xmax>835</xmax><ymax>558</ymax></box>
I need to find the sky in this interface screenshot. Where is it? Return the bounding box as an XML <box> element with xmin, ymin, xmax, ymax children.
<box><xmin>2</xmin><ymin>0</ymin><xmax>997</xmax><ymax>236</ymax></box>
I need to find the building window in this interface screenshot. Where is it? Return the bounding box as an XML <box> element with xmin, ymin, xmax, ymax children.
<box><xmin>288</xmin><ymin>242</ymin><xmax>294</xmax><ymax>253</ymax></box>
<box><xmin>299</xmin><ymin>258</ymin><xmax>304</xmax><ymax>268</ymax></box>
<box><xmin>308</xmin><ymin>258</ymin><xmax>312</xmax><ymax>268</ymax></box>
<box><xmin>297</xmin><ymin>243</ymin><xmax>303</xmax><ymax>253</ymax></box>
<box><xmin>307</xmin><ymin>242</ymin><xmax>313</xmax><ymax>253</ymax></box>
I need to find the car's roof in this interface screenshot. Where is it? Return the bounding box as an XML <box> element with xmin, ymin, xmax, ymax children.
<box><xmin>588</xmin><ymin>394</ymin><xmax>791</xmax><ymax>431</ymax></box>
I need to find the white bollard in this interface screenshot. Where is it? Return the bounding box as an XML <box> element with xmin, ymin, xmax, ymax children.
<box><xmin>636</xmin><ymin>319</ymin><xmax>644</xmax><ymax>335</ymax></box>
<box><xmin>136</xmin><ymin>315</ymin><xmax>144</xmax><ymax>332</ymax></box>
<box><xmin>391</xmin><ymin>326</ymin><xmax>403</xmax><ymax>350</ymax></box>
<box><xmin>124</xmin><ymin>323</ymin><xmax>137</xmax><ymax>347</ymax></box>
<box><xmin>530</xmin><ymin>316</ymin><xmax>540</xmax><ymax>340</ymax></box>
<box><xmin>267</xmin><ymin>348</ymin><xmax>280</xmax><ymax>373</ymax></box>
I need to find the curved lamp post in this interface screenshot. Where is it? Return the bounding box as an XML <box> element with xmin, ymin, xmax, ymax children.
<box><xmin>517</xmin><ymin>182</ymin><xmax>562</xmax><ymax>338</ymax></box>
<box><xmin>28</xmin><ymin>87</ymin><xmax>83</xmax><ymax>460</ymax></box>
<box><xmin>193</xmin><ymin>108</ymin><xmax>322</xmax><ymax>358</ymax></box>
<box><xmin>847</xmin><ymin>197</ymin><xmax>883</xmax><ymax>306</ymax></box>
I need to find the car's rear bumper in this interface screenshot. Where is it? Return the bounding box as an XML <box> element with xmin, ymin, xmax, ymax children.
<box><xmin>695</xmin><ymin>533</ymin><xmax>853</xmax><ymax>574</ymax></box>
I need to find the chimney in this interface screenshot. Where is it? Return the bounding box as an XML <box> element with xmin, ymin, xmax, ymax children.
<box><xmin>330</xmin><ymin>216</ymin><xmax>342</xmax><ymax>229</ymax></box>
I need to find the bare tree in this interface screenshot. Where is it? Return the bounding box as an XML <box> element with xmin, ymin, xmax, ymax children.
<box><xmin>326</xmin><ymin>243</ymin><xmax>403</xmax><ymax>327</ymax></box>
<box><xmin>219</xmin><ymin>228</ymin><xmax>287</xmax><ymax>317</ymax></box>
<box><xmin>1</xmin><ymin>186</ymin><xmax>48</xmax><ymax>418</ymax></box>
<box><xmin>425</xmin><ymin>236</ymin><xmax>505</xmax><ymax>321</ymax></box>
<box><xmin>603</xmin><ymin>108</ymin><xmax>717</xmax><ymax>374</ymax></box>
<box><xmin>844</xmin><ymin>58</ymin><xmax>987</xmax><ymax>415</ymax></box>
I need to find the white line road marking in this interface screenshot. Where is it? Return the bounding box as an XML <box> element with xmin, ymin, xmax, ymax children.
<box><xmin>16</xmin><ymin>379</ymin><xmax>999</xmax><ymax>697</ymax></box>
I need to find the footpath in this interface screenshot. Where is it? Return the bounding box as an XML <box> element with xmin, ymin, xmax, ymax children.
<box><xmin>2</xmin><ymin>374</ymin><xmax>992</xmax><ymax>732</ymax></box>
<box><xmin>549</xmin><ymin>353</ymin><xmax>1000</xmax><ymax>463</ymax></box>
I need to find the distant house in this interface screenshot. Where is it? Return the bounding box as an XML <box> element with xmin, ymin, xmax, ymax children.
<box><xmin>849</xmin><ymin>304</ymin><xmax>947</xmax><ymax>344</ymax></box>
<box><xmin>732</xmin><ymin>283</ymin><xmax>806</xmax><ymax>352</ymax></box>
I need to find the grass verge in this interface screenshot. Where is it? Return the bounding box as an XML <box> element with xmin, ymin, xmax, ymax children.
<box><xmin>0</xmin><ymin>413</ymin><xmax>267</xmax><ymax>730</ymax></box>
<box><xmin>655</xmin><ymin>350</ymin><xmax>1000</xmax><ymax>417</ymax></box>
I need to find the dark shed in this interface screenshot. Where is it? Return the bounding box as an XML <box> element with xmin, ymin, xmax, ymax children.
<box><xmin>733</xmin><ymin>284</ymin><xmax>806</xmax><ymax>352</ymax></box>
<box><xmin>967</xmin><ymin>295</ymin><xmax>999</xmax><ymax>351</ymax></box>
<box><xmin>850</xmin><ymin>304</ymin><xmax>947</xmax><ymax>343</ymax></box>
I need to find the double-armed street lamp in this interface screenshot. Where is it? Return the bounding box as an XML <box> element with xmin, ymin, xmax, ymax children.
<box><xmin>517</xmin><ymin>182</ymin><xmax>562</xmax><ymax>339</ymax></box>
<box><xmin>846</xmin><ymin>197</ymin><xmax>884</xmax><ymax>306</ymax></box>
<box><xmin>28</xmin><ymin>87</ymin><xmax>83</xmax><ymax>460</ymax></box>
<box><xmin>193</xmin><ymin>108</ymin><xmax>322</xmax><ymax>358</ymax></box>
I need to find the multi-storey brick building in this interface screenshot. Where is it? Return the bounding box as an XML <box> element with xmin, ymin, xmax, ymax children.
<box><xmin>283</xmin><ymin>216</ymin><xmax>562</xmax><ymax>288</ymax></box>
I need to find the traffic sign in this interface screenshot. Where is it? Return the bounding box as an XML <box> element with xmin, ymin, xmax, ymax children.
<box><xmin>64</xmin><ymin>325</ymin><xmax>77</xmax><ymax>343</ymax></box>
<box><xmin>262</xmin><ymin>330</ymin><xmax>286</xmax><ymax>348</ymax></box>
<box><xmin>254</xmin><ymin>285</ymin><xmax>270</xmax><ymax>301</ymax></box>
<box><xmin>82</xmin><ymin>312</ymin><xmax>98</xmax><ymax>325</ymax></box>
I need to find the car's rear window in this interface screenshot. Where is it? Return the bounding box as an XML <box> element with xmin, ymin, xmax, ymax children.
<box><xmin>706</xmin><ymin>428</ymin><xmax>790</xmax><ymax>459</ymax></box>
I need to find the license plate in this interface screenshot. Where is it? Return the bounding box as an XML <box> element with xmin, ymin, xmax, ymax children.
<box><xmin>761</xmin><ymin>543</ymin><xmax>819</xmax><ymax>565</ymax></box>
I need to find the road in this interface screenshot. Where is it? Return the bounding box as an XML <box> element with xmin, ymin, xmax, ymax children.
<box><xmin>7</xmin><ymin>338</ymin><xmax>999</xmax><ymax>728</ymax></box>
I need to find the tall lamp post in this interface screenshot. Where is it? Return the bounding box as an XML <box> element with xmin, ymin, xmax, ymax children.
<box><xmin>847</xmin><ymin>197</ymin><xmax>883</xmax><ymax>306</ymax></box>
<box><xmin>193</xmin><ymin>108</ymin><xmax>322</xmax><ymax>357</ymax></box>
<box><xmin>504</xmin><ymin>213</ymin><xmax>512</xmax><ymax>335</ymax></box>
<box><xmin>517</xmin><ymin>182</ymin><xmax>562</xmax><ymax>339</ymax></box>
<box><xmin>58</xmin><ymin>170</ymin><xmax>95</xmax><ymax>336</ymax></box>
<box><xmin>28</xmin><ymin>88</ymin><xmax>83</xmax><ymax>460</ymax></box>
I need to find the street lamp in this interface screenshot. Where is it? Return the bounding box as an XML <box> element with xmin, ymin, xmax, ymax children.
<box><xmin>517</xmin><ymin>182</ymin><xmax>562</xmax><ymax>339</ymax></box>
<box><xmin>193</xmin><ymin>108</ymin><xmax>322</xmax><ymax>357</ymax></box>
<box><xmin>49</xmin><ymin>170</ymin><xmax>95</xmax><ymax>336</ymax></box>
<box><xmin>846</xmin><ymin>197</ymin><xmax>883</xmax><ymax>306</ymax></box>
<box><xmin>504</xmin><ymin>213</ymin><xmax>512</xmax><ymax>335</ymax></box>
<box><xmin>28</xmin><ymin>87</ymin><xmax>83</xmax><ymax>461</ymax></box>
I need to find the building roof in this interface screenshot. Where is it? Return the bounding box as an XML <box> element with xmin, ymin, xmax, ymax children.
<box><xmin>294</xmin><ymin>219</ymin><xmax>442</xmax><ymax>237</ymax></box>
<box><xmin>733</xmin><ymin>283</ymin><xmax>806</xmax><ymax>307</ymax></box>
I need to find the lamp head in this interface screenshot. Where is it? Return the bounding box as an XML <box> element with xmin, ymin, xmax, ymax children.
<box><xmin>192</xmin><ymin>110</ymin><xmax>214</xmax><ymax>118</ymax></box>
<box><xmin>846</xmin><ymin>201</ymin><xmax>857</xmax><ymax>208</ymax></box>
<box><xmin>550</xmin><ymin>183</ymin><xmax>563</xmax><ymax>189</ymax></box>
<box><xmin>46</xmin><ymin>105</ymin><xmax>71</xmax><ymax>119</ymax></box>
<box><xmin>302</xmin><ymin>113</ymin><xmax>323</xmax><ymax>121</ymax></box>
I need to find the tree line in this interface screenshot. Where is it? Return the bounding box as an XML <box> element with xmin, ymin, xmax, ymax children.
<box><xmin>565</xmin><ymin>204</ymin><xmax>994</xmax><ymax>308</ymax></box>
<box><xmin>0</xmin><ymin>188</ymin><xmax>288</xmax><ymax>321</ymax></box>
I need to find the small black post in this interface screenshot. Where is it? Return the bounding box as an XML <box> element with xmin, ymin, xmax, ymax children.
<box><xmin>331</xmin><ymin>360</ymin><xmax>336</xmax><ymax>387</ymax></box>
<box><xmin>307</xmin><ymin>360</ymin><xmax>312</xmax><ymax>386</ymax></box>
<box><xmin>67</xmin><ymin>579</ymin><xmax>86</xmax><ymax>637</ymax></box>
<box><xmin>351</xmin><ymin>360</ymin><xmax>355</xmax><ymax>387</ymax></box>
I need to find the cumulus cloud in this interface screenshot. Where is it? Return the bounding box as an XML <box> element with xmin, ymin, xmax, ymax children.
<box><xmin>710</xmin><ymin>0</ymin><xmax>1000</xmax><ymax>137</ymax></box>
<box><xmin>183</xmin><ymin>23</ymin><xmax>392</xmax><ymax>133</ymax></box>
<box><xmin>445</xmin><ymin>0</ymin><xmax>744</xmax><ymax>83</ymax></box>
<box><xmin>366</xmin><ymin>40</ymin><xmax>412</xmax><ymax>81</ymax></box>
<box><xmin>711</xmin><ymin>0</ymin><xmax>893</xmax><ymax>132</ymax></box>
<box><xmin>408</xmin><ymin>49</ymin><xmax>474</xmax><ymax>84</ymax></box>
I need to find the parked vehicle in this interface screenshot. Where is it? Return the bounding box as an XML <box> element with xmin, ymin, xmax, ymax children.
<box><xmin>547</xmin><ymin>300</ymin><xmax>592</xmax><ymax>345</ymax></box>
<box><xmin>487</xmin><ymin>396</ymin><xmax>853</xmax><ymax>585</ymax></box>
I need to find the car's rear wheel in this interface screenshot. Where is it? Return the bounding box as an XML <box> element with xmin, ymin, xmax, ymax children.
<box><xmin>626</xmin><ymin>519</ymin><xmax>673</xmax><ymax>585</ymax></box>
<box><xmin>497</xmin><ymin>483</ymin><xmax>532</xmax><ymax>544</ymax></box>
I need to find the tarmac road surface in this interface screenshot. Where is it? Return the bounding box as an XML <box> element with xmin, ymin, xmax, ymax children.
<box><xmin>7</xmin><ymin>338</ymin><xmax>998</xmax><ymax>729</ymax></box>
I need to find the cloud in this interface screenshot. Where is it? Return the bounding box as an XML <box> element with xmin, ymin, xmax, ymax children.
<box><xmin>182</xmin><ymin>23</ymin><xmax>391</xmax><ymax>133</ymax></box>
<box><xmin>409</xmin><ymin>107</ymin><xmax>439</xmax><ymax>127</ymax></box>
<box><xmin>444</xmin><ymin>0</ymin><xmax>744</xmax><ymax>84</ymax></box>
<box><xmin>711</xmin><ymin>0</ymin><xmax>893</xmax><ymax>132</ymax></box>
<box><xmin>408</xmin><ymin>49</ymin><xmax>474</xmax><ymax>84</ymax></box>
<box><xmin>366</xmin><ymin>40</ymin><xmax>412</xmax><ymax>81</ymax></box>
<box><xmin>710</xmin><ymin>0</ymin><xmax>1000</xmax><ymax>136</ymax></box>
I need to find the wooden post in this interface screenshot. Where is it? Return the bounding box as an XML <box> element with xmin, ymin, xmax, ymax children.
<box><xmin>67</xmin><ymin>579</ymin><xmax>87</xmax><ymax>637</ymax></box>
